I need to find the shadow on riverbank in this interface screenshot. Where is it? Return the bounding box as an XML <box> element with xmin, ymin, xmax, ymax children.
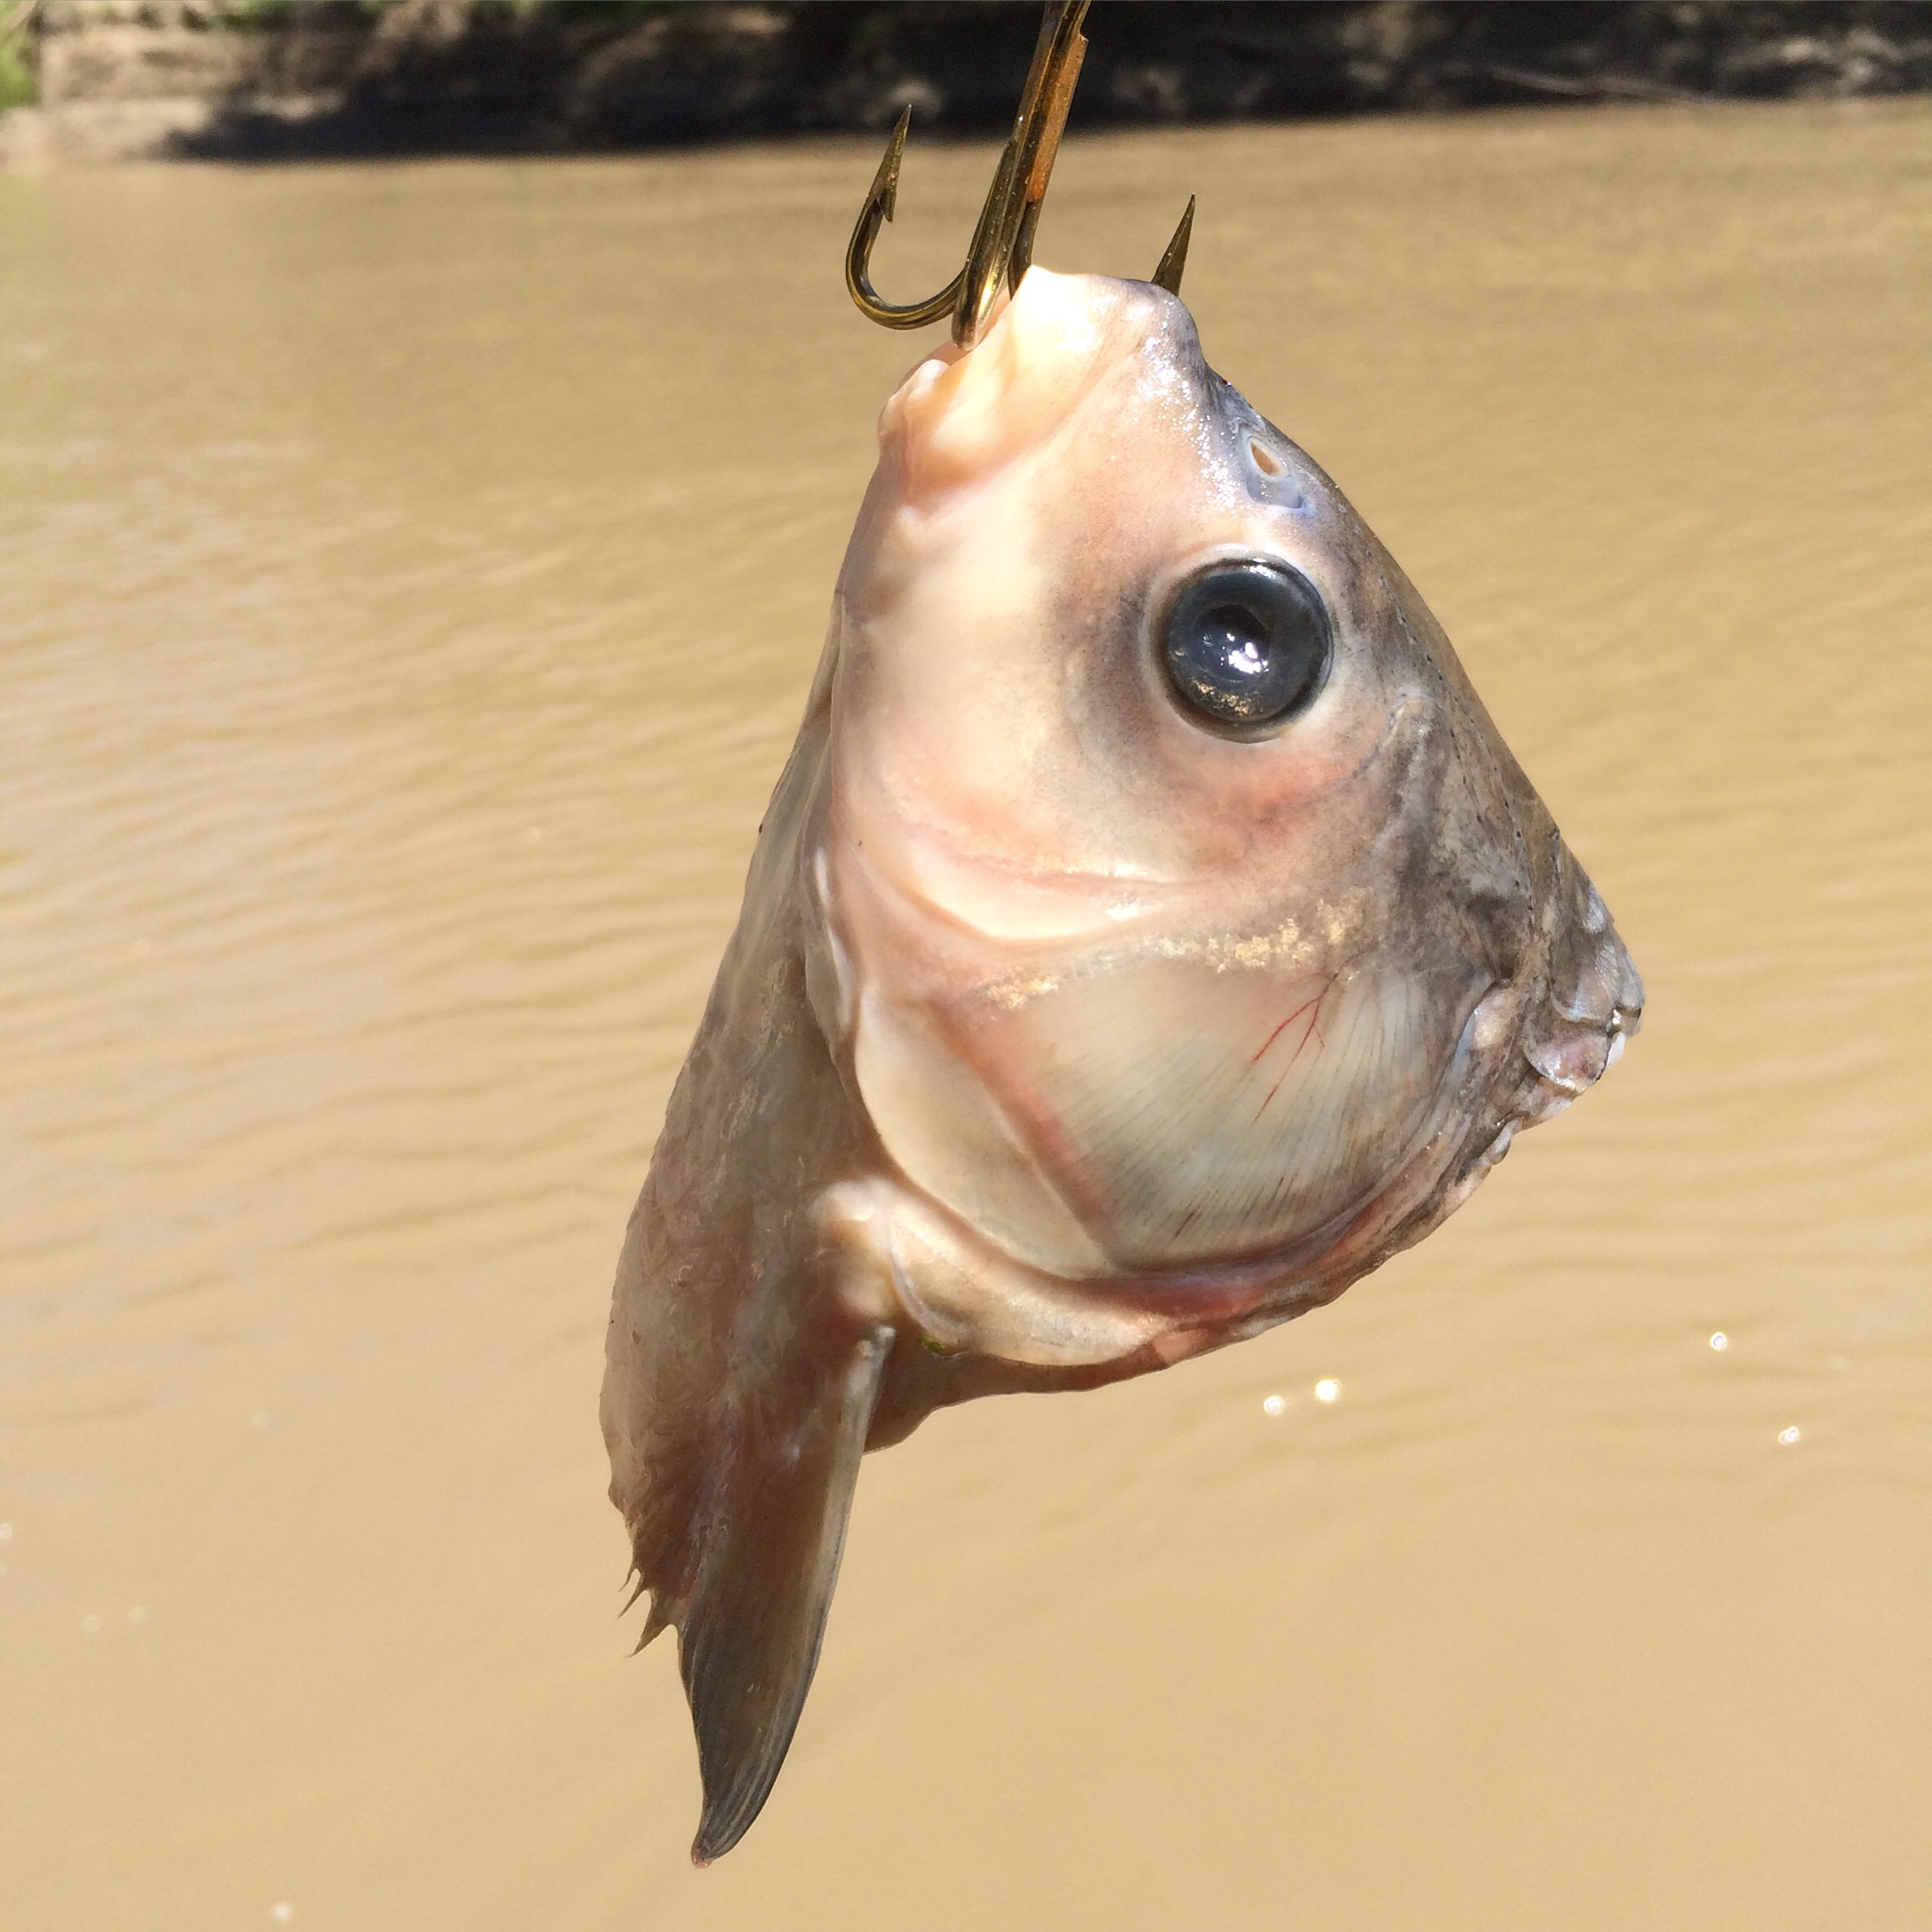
<box><xmin>3</xmin><ymin>1</ymin><xmax>1931</xmax><ymax>167</ymax></box>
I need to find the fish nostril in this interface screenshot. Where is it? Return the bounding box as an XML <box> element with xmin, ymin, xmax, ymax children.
<box><xmin>1248</xmin><ymin>439</ymin><xmax>1283</xmax><ymax>476</ymax></box>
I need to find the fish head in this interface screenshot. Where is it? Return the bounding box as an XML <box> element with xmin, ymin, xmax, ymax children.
<box><xmin>818</xmin><ymin>265</ymin><xmax>1642</xmax><ymax>1317</ymax></box>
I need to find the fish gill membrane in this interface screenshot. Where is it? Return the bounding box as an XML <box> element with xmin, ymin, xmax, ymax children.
<box><xmin>600</xmin><ymin>265</ymin><xmax>1643</xmax><ymax>1863</ymax></box>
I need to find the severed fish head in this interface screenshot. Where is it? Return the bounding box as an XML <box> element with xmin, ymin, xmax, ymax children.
<box><xmin>602</xmin><ymin>267</ymin><xmax>1641</xmax><ymax>1861</ymax></box>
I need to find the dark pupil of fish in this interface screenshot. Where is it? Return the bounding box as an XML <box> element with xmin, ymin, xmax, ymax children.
<box><xmin>1161</xmin><ymin>561</ymin><xmax>1331</xmax><ymax>731</ymax></box>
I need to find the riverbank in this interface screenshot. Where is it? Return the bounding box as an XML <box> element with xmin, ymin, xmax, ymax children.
<box><xmin>4</xmin><ymin>1</ymin><xmax>1931</xmax><ymax>166</ymax></box>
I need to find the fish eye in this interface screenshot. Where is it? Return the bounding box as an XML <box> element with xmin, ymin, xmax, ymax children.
<box><xmin>1159</xmin><ymin>560</ymin><xmax>1331</xmax><ymax>734</ymax></box>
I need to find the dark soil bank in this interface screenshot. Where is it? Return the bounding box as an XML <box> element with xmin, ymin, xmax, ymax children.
<box><xmin>11</xmin><ymin>1</ymin><xmax>1932</xmax><ymax>162</ymax></box>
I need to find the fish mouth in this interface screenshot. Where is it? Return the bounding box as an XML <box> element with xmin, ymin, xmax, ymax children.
<box><xmin>1514</xmin><ymin>858</ymin><xmax>1645</xmax><ymax>1124</ymax></box>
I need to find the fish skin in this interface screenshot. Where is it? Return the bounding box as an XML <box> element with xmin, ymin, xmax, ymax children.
<box><xmin>601</xmin><ymin>268</ymin><xmax>1642</xmax><ymax>1862</ymax></box>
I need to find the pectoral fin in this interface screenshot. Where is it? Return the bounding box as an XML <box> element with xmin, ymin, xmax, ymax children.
<box><xmin>680</xmin><ymin>1320</ymin><xmax>895</xmax><ymax>1865</ymax></box>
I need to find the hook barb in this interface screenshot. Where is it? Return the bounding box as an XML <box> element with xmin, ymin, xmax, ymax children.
<box><xmin>844</xmin><ymin>107</ymin><xmax>963</xmax><ymax>331</ymax></box>
<box><xmin>870</xmin><ymin>106</ymin><xmax>908</xmax><ymax>225</ymax></box>
<box><xmin>1150</xmin><ymin>195</ymin><xmax>1195</xmax><ymax>296</ymax></box>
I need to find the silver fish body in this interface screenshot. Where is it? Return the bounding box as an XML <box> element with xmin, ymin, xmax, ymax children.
<box><xmin>602</xmin><ymin>269</ymin><xmax>1641</xmax><ymax>1860</ymax></box>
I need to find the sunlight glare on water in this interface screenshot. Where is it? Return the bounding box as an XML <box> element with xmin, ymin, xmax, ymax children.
<box><xmin>2</xmin><ymin>100</ymin><xmax>1929</xmax><ymax>1931</ymax></box>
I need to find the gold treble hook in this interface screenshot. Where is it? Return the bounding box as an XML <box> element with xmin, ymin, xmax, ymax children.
<box><xmin>846</xmin><ymin>0</ymin><xmax>1194</xmax><ymax>347</ymax></box>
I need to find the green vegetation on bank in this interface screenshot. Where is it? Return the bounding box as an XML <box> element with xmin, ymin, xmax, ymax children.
<box><xmin>0</xmin><ymin>3</ymin><xmax>35</xmax><ymax>113</ymax></box>
<box><xmin>204</xmin><ymin>0</ymin><xmax>681</xmax><ymax>25</ymax></box>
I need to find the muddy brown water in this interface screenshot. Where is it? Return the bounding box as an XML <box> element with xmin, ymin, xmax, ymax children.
<box><xmin>2</xmin><ymin>102</ymin><xmax>1928</xmax><ymax>1930</ymax></box>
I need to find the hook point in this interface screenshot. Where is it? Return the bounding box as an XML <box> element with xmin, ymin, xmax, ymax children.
<box><xmin>871</xmin><ymin>107</ymin><xmax>912</xmax><ymax>224</ymax></box>
<box><xmin>1151</xmin><ymin>195</ymin><xmax>1195</xmax><ymax>297</ymax></box>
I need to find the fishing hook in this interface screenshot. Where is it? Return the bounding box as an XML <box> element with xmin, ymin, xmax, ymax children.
<box><xmin>846</xmin><ymin>0</ymin><xmax>1195</xmax><ymax>347</ymax></box>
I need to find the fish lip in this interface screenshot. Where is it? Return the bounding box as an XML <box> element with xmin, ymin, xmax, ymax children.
<box><xmin>1516</xmin><ymin>852</ymin><xmax>1645</xmax><ymax>1102</ymax></box>
<box><xmin>1519</xmin><ymin>992</ymin><xmax>1641</xmax><ymax>1099</ymax></box>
